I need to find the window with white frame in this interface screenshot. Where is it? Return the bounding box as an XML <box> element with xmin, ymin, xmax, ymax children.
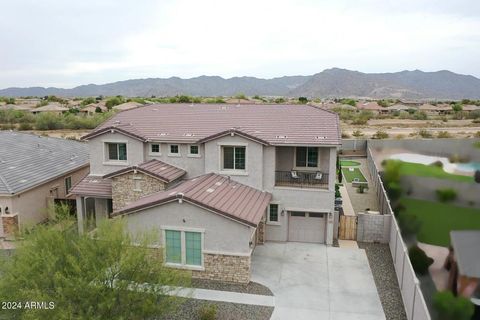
<box><xmin>268</xmin><ymin>203</ymin><xmax>279</xmax><ymax>223</ymax></box>
<box><xmin>169</xmin><ymin>144</ymin><xmax>180</xmax><ymax>156</ymax></box>
<box><xmin>150</xmin><ymin>143</ymin><xmax>161</xmax><ymax>154</ymax></box>
<box><xmin>188</xmin><ymin>145</ymin><xmax>199</xmax><ymax>156</ymax></box>
<box><xmin>295</xmin><ymin>147</ymin><xmax>318</xmax><ymax>168</ymax></box>
<box><xmin>106</xmin><ymin>142</ymin><xmax>127</xmax><ymax>161</ymax></box>
<box><xmin>222</xmin><ymin>146</ymin><xmax>246</xmax><ymax>170</ymax></box>
<box><xmin>165</xmin><ymin>229</ymin><xmax>202</xmax><ymax>267</ymax></box>
<box><xmin>64</xmin><ymin>176</ymin><xmax>72</xmax><ymax>194</ymax></box>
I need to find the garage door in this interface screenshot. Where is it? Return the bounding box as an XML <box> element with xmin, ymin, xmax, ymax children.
<box><xmin>288</xmin><ymin>211</ymin><xmax>325</xmax><ymax>243</ymax></box>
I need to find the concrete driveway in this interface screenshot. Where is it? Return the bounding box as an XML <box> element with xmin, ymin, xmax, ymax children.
<box><xmin>251</xmin><ymin>242</ymin><xmax>385</xmax><ymax>320</ymax></box>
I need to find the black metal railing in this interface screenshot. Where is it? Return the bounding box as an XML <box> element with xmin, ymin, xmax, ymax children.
<box><xmin>275</xmin><ymin>171</ymin><xmax>329</xmax><ymax>189</ymax></box>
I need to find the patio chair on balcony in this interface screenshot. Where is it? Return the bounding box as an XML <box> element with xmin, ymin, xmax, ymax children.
<box><xmin>314</xmin><ymin>171</ymin><xmax>323</xmax><ymax>180</ymax></box>
<box><xmin>291</xmin><ymin>170</ymin><xmax>299</xmax><ymax>179</ymax></box>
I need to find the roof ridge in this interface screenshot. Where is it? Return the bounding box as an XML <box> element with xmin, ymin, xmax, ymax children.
<box><xmin>0</xmin><ymin>172</ymin><xmax>13</xmax><ymax>194</ymax></box>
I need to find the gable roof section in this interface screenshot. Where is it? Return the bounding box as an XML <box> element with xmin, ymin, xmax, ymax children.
<box><xmin>69</xmin><ymin>175</ymin><xmax>112</xmax><ymax>198</ymax></box>
<box><xmin>82</xmin><ymin>104</ymin><xmax>341</xmax><ymax>146</ymax></box>
<box><xmin>451</xmin><ymin>230</ymin><xmax>480</xmax><ymax>278</ymax></box>
<box><xmin>103</xmin><ymin>159</ymin><xmax>186</xmax><ymax>183</ymax></box>
<box><xmin>0</xmin><ymin>132</ymin><xmax>89</xmax><ymax>195</ymax></box>
<box><xmin>113</xmin><ymin>173</ymin><xmax>272</xmax><ymax>227</ymax></box>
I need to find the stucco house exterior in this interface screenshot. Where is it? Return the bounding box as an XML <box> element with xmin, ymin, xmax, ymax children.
<box><xmin>71</xmin><ymin>104</ymin><xmax>341</xmax><ymax>283</ymax></box>
<box><xmin>0</xmin><ymin>132</ymin><xmax>89</xmax><ymax>237</ymax></box>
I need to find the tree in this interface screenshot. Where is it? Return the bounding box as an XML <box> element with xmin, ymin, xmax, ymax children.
<box><xmin>95</xmin><ymin>106</ymin><xmax>102</xmax><ymax>113</ymax></box>
<box><xmin>298</xmin><ymin>97</ymin><xmax>308</xmax><ymax>104</ymax></box>
<box><xmin>105</xmin><ymin>96</ymin><xmax>124</xmax><ymax>109</ymax></box>
<box><xmin>452</xmin><ymin>103</ymin><xmax>463</xmax><ymax>113</ymax></box>
<box><xmin>0</xmin><ymin>219</ymin><xmax>190</xmax><ymax>319</ymax></box>
<box><xmin>409</xmin><ymin>245</ymin><xmax>433</xmax><ymax>274</ymax></box>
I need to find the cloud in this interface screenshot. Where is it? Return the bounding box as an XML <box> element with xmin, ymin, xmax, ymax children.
<box><xmin>1</xmin><ymin>0</ymin><xmax>479</xmax><ymax>88</ymax></box>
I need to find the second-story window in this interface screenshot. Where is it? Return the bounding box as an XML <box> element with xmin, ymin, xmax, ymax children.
<box><xmin>295</xmin><ymin>147</ymin><xmax>318</xmax><ymax>168</ymax></box>
<box><xmin>189</xmin><ymin>145</ymin><xmax>199</xmax><ymax>155</ymax></box>
<box><xmin>222</xmin><ymin>146</ymin><xmax>246</xmax><ymax>170</ymax></box>
<box><xmin>65</xmin><ymin>176</ymin><xmax>72</xmax><ymax>194</ymax></box>
<box><xmin>107</xmin><ymin>143</ymin><xmax>127</xmax><ymax>161</ymax></box>
<box><xmin>151</xmin><ymin>143</ymin><xmax>160</xmax><ymax>154</ymax></box>
<box><xmin>169</xmin><ymin>144</ymin><xmax>180</xmax><ymax>156</ymax></box>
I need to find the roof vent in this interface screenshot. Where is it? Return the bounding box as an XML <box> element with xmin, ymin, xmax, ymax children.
<box><xmin>315</xmin><ymin>136</ymin><xmax>327</xmax><ymax>140</ymax></box>
<box><xmin>221</xmin><ymin>106</ymin><xmax>227</xmax><ymax>110</ymax></box>
<box><xmin>158</xmin><ymin>133</ymin><xmax>168</xmax><ymax>136</ymax></box>
<box><xmin>275</xmin><ymin>135</ymin><xmax>288</xmax><ymax>139</ymax></box>
<box><xmin>206</xmin><ymin>188</ymin><xmax>215</xmax><ymax>193</ymax></box>
<box><xmin>183</xmin><ymin>133</ymin><xmax>194</xmax><ymax>137</ymax></box>
<box><xmin>18</xmin><ymin>179</ymin><xmax>28</xmax><ymax>183</ymax></box>
<box><xmin>176</xmin><ymin>193</ymin><xmax>184</xmax><ymax>203</ymax></box>
<box><xmin>114</xmin><ymin>120</ymin><xmax>121</xmax><ymax>124</ymax></box>
<box><xmin>214</xmin><ymin>181</ymin><xmax>223</xmax><ymax>186</ymax></box>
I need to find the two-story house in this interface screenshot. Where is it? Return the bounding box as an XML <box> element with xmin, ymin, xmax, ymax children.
<box><xmin>71</xmin><ymin>104</ymin><xmax>341</xmax><ymax>283</ymax></box>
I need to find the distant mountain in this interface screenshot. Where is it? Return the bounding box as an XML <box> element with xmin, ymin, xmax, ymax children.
<box><xmin>2</xmin><ymin>68</ymin><xmax>480</xmax><ymax>99</ymax></box>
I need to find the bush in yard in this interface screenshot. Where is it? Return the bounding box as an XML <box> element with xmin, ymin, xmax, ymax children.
<box><xmin>199</xmin><ymin>303</ymin><xmax>218</xmax><ymax>320</ymax></box>
<box><xmin>433</xmin><ymin>291</ymin><xmax>474</xmax><ymax>320</ymax></box>
<box><xmin>398</xmin><ymin>212</ymin><xmax>421</xmax><ymax>237</ymax></box>
<box><xmin>372</xmin><ymin>130</ymin><xmax>389</xmax><ymax>139</ymax></box>
<box><xmin>417</xmin><ymin>129</ymin><xmax>433</xmax><ymax>138</ymax></box>
<box><xmin>436</xmin><ymin>131</ymin><xmax>452</xmax><ymax>138</ymax></box>
<box><xmin>436</xmin><ymin>188</ymin><xmax>457</xmax><ymax>202</ymax></box>
<box><xmin>352</xmin><ymin>130</ymin><xmax>364</xmax><ymax>137</ymax></box>
<box><xmin>475</xmin><ymin>170</ymin><xmax>480</xmax><ymax>183</ymax></box>
<box><xmin>408</xmin><ymin>245</ymin><xmax>433</xmax><ymax>275</ymax></box>
<box><xmin>431</xmin><ymin>160</ymin><xmax>443</xmax><ymax>168</ymax></box>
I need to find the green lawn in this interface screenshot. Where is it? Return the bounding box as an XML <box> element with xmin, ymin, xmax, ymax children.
<box><xmin>342</xmin><ymin>167</ymin><xmax>367</xmax><ymax>183</ymax></box>
<box><xmin>340</xmin><ymin>160</ymin><xmax>361</xmax><ymax>167</ymax></box>
<box><xmin>400</xmin><ymin>197</ymin><xmax>480</xmax><ymax>247</ymax></box>
<box><xmin>394</xmin><ymin>161</ymin><xmax>474</xmax><ymax>183</ymax></box>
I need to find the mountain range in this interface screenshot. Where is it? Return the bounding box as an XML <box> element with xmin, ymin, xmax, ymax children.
<box><xmin>2</xmin><ymin>68</ymin><xmax>480</xmax><ymax>99</ymax></box>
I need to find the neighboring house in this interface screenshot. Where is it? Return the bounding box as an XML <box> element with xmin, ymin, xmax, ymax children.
<box><xmin>71</xmin><ymin>104</ymin><xmax>340</xmax><ymax>283</ymax></box>
<box><xmin>386</xmin><ymin>104</ymin><xmax>413</xmax><ymax>113</ymax></box>
<box><xmin>0</xmin><ymin>132</ymin><xmax>89</xmax><ymax>237</ymax></box>
<box><xmin>31</xmin><ymin>102</ymin><xmax>69</xmax><ymax>115</ymax></box>
<box><xmin>79</xmin><ymin>103</ymin><xmax>108</xmax><ymax>116</ymax></box>
<box><xmin>0</xmin><ymin>104</ymin><xmax>35</xmax><ymax>112</ymax></box>
<box><xmin>356</xmin><ymin>101</ymin><xmax>385</xmax><ymax>114</ymax></box>
<box><xmin>418</xmin><ymin>103</ymin><xmax>452</xmax><ymax>115</ymax></box>
<box><xmin>446</xmin><ymin>231</ymin><xmax>480</xmax><ymax>298</ymax></box>
<box><xmin>462</xmin><ymin>104</ymin><xmax>480</xmax><ymax>113</ymax></box>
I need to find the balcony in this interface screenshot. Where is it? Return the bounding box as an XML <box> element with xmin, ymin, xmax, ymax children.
<box><xmin>275</xmin><ymin>171</ymin><xmax>329</xmax><ymax>189</ymax></box>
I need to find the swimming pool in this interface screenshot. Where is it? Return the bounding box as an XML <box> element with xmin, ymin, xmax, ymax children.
<box><xmin>456</xmin><ymin>162</ymin><xmax>480</xmax><ymax>172</ymax></box>
<box><xmin>388</xmin><ymin>153</ymin><xmax>479</xmax><ymax>174</ymax></box>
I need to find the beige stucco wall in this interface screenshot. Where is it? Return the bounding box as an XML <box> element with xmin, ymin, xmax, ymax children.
<box><xmin>145</xmin><ymin>143</ymin><xmax>205</xmax><ymax>178</ymax></box>
<box><xmin>8</xmin><ymin>165</ymin><xmax>89</xmax><ymax>228</ymax></box>
<box><xmin>88</xmin><ymin>132</ymin><xmax>145</xmax><ymax>175</ymax></box>
<box><xmin>123</xmin><ymin>200</ymin><xmax>253</xmax><ymax>254</ymax></box>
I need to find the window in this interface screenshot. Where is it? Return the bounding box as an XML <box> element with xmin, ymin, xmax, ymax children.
<box><xmin>295</xmin><ymin>147</ymin><xmax>318</xmax><ymax>168</ymax></box>
<box><xmin>309</xmin><ymin>212</ymin><xmax>324</xmax><ymax>218</ymax></box>
<box><xmin>106</xmin><ymin>143</ymin><xmax>127</xmax><ymax>161</ymax></box>
<box><xmin>189</xmin><ymin>145</ymin><xmax>199</xmax><ymax>156</ymax></box>
<box><xmin>164</xmin><ymin>229</ymin><xmax>203</xmax><ymax>267</ymax></box>
<box><xmin>165</xmin><ymin>230</ymin><xmax>182</xmax><ymax>264</ymax></box>
<box><xmin>65</xmin><ymin>176</ymin><xmax>72</xmax><ymax>194</ymax></box>
<box><xmin>222</xmin><ymin>146</ymin><xmax>246</xmax><ymax>170</ymax></box>
<box><xmin>290</xmin><ymin>211</ymin><xmax>306</xmax><ymax>217</ymax></box>
<box><xmin>268</xmin><ymin>204</ymin><xmax>279</xmax><ymax>223</ymax></box>
<box><xmin>150</xmin><ymin>143</ymin><xmax>160</xmax><ymax>154</ymax></box>
<box><xmin>169</xmin><ymin>144</ymin><xmax>180</xmax><ymax>155</ymax></box>
<box><xmin>185</xmin><ymin>232</ymin><xmax>202</xmax><ymax>266</ymax></box>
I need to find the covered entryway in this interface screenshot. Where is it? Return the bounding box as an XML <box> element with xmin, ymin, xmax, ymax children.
<box><xmin>288</xmin><ymin>211</ymin><xmax>326</xmax><ymax>243</ymax></box>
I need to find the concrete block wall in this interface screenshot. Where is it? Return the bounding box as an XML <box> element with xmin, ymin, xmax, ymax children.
<box><xmin>356</xmin><ymin>213</ymin><xmax>391</xmax><ymax>243</ymax></box>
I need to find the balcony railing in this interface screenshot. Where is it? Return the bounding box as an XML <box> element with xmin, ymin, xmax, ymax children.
<box><xmin>275</xmin><ymin>171</ymin><xmax>329</xmax><ymax>189</ymax></box>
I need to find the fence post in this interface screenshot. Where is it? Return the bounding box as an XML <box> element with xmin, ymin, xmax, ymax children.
<box><xmin>411</xmin><ymin>283</ymin><xmax>417</xmax><ymax>320</ymax></box>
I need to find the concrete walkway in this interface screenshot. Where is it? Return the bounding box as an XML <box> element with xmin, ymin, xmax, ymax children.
<box><xmin>164</xmin><ymin>286</ymin><xmax>275</xmax><ymax>306</ymax></box>
<box><xmin>252</xmin><ymin>242</ymin><xmax>385</xmax><ymax>320</ymax></box>
<box><xmin>339</xmin><ymin>185</ymin><xmax>355</xmax><ymax>216</ymax></box>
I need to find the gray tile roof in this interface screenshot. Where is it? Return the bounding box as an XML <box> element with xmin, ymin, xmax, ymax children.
<box><xmin>82</xmin><ymin>104</ymin><xmax>341</xmax><ymax>146</ymax></box>
<box><xmin>451</xmin><ymin>230</ymin><xmax>480</xmax><ymax>278</ymax></box>
<box><xmin>113</xmin><ymin>173</ymin><xmax>272</xmax><ymax>227</ymax></box>
<box><xmin>0</xmin><ymin>132</ymin><xmax>89</xmax><ymax>195</ymax></box>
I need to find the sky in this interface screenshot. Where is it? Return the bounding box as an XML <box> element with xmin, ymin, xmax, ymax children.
<box><xmin>1</xmin><ymin>0</ymin><xmax>480</xmax><ymax>88</ymax></box>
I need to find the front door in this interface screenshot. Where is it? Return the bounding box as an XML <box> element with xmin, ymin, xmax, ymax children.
<box><xmin>288</xmin><ymin>211</ymin><xmax>326</xmax><ymax>243</ymax></box>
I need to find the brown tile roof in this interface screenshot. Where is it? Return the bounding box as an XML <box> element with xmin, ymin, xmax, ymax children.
<box><xmin>356</xmin><ymin>101</ymin><xmax>383</xmax><ymax>110</ymax></box>
<box><xmin>82</xmin><ymin>104</ymin><xmax>340</xmax><ymax>146</ymax></box>
<box><xmin>113</xmin><ymin>173</ymin><xmax>272</xmax><ymax>227</ymax></box>
<box><xmin>69</xmin><ymin>175</ymin><xmax>112</xmax><ymax>198</ymax></box>
<box><xmin>103</xmin><ymin>159</ymin><xmax>186</xmax><ymax>183</ymax></box>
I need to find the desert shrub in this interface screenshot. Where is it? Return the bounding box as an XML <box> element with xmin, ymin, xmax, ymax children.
<box><xmin>351</xmin><ymin>110</ymin><xmax>373</xmax><ymax>125</ymax></box>
<box><xmin>433</xmin><ymin>291</ymin><xmax>474</xmax><ymax>320</ymax></box>
<box><xmin>234</xmin><ymin>93</ymin><xmax>246</xmax><ymax>100</ymax></box>
<box><xmin>436</xmin><ymin>188</ymin><xmax>457</xmax><ymax>202</ymax></box>
<box><xmin>0</xmin><ymin>123</ymin><xmax>15</xmax><ymax>130</ymax></box>
<box><xmin>80</xmin><ymin>97</ymin><xmax>96</xmax><ymax>106</ymax></box>
<box><xmin>475</xmin><ymin>131</ymin><xmax>480</xmax><ymax>137</ymax></box>
<box><xmin>95</xmin><ymin>106</ymin><xmax>102</xmax><ymax>113</ymax></box>
<box><xmin>372</xmin><ymin>130</ymin><xmax>389</xmax><ymax>139</ymax></box>
<box><xmin>177</xmin><ymin>95</ymin><xmax>192</xmax><ymax>103</ymax></box>
<box><xmin>409</xmin><ymin>245</ymin><xmax>434</xmax><ymax>275</ymax></box>
<box><xmin>274</xmin><ymin>97</ymin><xmax>285</xmax><ymax>104</ymax></box>
<box><xmin>398</xmin><ymin>212</ymin><xmax>421</xmax><ymax>237</ymax></box>
<box><xmin>339</xmin><ymin>98</ymin><xmax>356</xmax><ymax>107</ymax></box>
<box><xmin>436</xmin><ymin>131</ymin><xmax>452</xmax><ymax>138</ymax></box>
<box><xmin>431</xmin><ymin>160</ymin><xmax>443</xmax><ymax>168</ymax></box>
<box><xmin>298</xmin><ymin>97</ymin><xmax>308</xmax><ymax>104</ymax></box>
<box><xmin>468</xmin><ymin>110</ymin><xmax>480</xmax><ymax>119</ymax></box>
<box><xmin>199</xmin><ymin>304</ymin><xmax>218</xmax><ymax>320</ymax></box>
<box><xmin>18</xmin><ymin>122</ymin><xmax>33</xmax><ymax>130</ymax></box>
<box><xmin>341</xmin><ymin>132</ymin><xmax>351</xmax><ymax>138</ymax></box>
<box><xmin>35</xmin><ymin>112</ymin><xmax>65</xmax><ymax>130</ymax></box>
<box><xmin>395</xmin><ymin>134</ymin><xmax>405</xmax><ymax>139</ymax></box>
<box><xmin>417</xmin><ymin>129</ymin><xmax>433</xmax><ymax>138</ymax></box>
<box><xmin>105</xmin><ymin>96</ymin><xmax>124</xmax><ymax>109</ymax></box>
<box><xmin>412</xmin><ymin>111</ymin><xmax>428</xmax><ymax>120</ymax></box>
<box><xmin>352</xmin><ymin>130</ymin><xmax>364</xmax><ymax>137</ymax></box>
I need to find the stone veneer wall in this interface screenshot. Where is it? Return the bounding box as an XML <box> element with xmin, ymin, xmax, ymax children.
<box><xmin>257</xmin><ymin>221</ymin><xmax>265</xmax><ymax>244</ymax></box>
<box><xmin>192</xmin><ymin>253</ymin><xmax>251</xmax><ymax>284</ymax></box>
<box><xmin>2</xmin><ymin>214</ymin><xmax>19</xmax><ymax>236</ymax></box>
<box><xmin>112</xmin><ymin>172</ymin><xmax>165</xmax><ymax>211</ymax></box>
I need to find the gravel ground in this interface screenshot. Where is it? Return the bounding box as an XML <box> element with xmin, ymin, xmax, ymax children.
<box><xmin>191</xmin><ymin>279</ymin><xmax>273</xmax><ymax>296</ymax></box>
<box><xmin>358</xmin><ymin>242</ymin><xmax>407</xmax><ymax>320</ymax></box>
<box><xmin>159</xmin><ymin>298</ymin><xmax>273</xmax><ymax>320</ymax></box>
